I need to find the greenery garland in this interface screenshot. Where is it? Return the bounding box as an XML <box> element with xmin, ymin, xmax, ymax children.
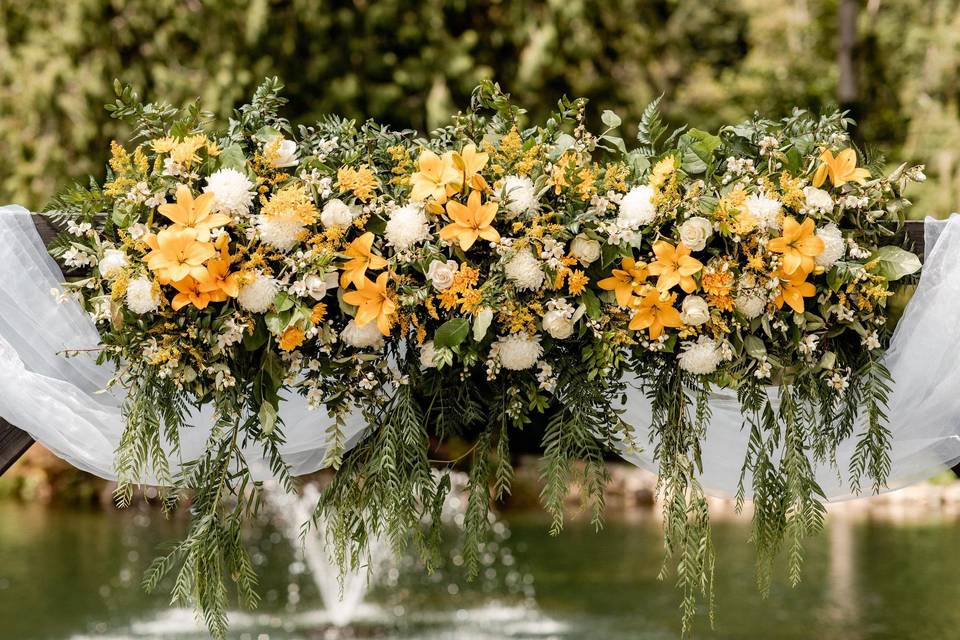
<box><xmin>48</xmin><ymin>78</ymin><xmax>923</xmax><ymax>637</ymax></box>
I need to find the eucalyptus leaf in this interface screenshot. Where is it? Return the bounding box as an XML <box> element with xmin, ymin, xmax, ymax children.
<box><xmin>434</xmin><ymin>318</ymin><xmax>470</xmax><ymax>348</ymax></box>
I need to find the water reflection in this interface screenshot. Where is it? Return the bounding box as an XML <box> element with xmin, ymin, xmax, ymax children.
<box><xmin>1</xmin><ymin>502</ymin><xmax>960</xmax><ymax>639</ymax></box>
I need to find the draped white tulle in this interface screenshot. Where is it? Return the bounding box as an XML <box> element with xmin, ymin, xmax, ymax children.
<box><xmin>2</xmin><ymin>204</ymin><xmax>959</xmax><ymax>499</ymax></box>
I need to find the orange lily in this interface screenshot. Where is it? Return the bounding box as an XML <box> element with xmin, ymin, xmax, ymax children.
<box><xmin>343</xmin><ymin>272</ymin><xmax>397</xmax><ymax>336</ymax></box>
<box><xmin>439</xmin><ymin>191</ymin><xmax>501</xmax><ymax>251</ymax></box>
<box><xmin>157</xmin><ymin>185</ymin><xmax>231</xmax><ymax>241</ymax></box>
<box><xmin>767</xmin><ymin>217</ymin><xmax>824</xmax><ymax>276</ymax></box>
<box><xmin>170</xmin><ymin>276</ymin><xmax>212</xmax><ymax>311</ymax></box>
<box><xmin>410</xmin><ymin>149</ymin><xmax>460</xmax><ymax>203</ymax></box>
<box><xmin>774</xmin><ymin>269</ymin><xmax>816</xmax><ymax>314</ymax></box>
<box><xmin>144</xmin><ymin>228</ymin><xmax>216</xmax><ymax>284</ymax></box>
<box><xmin>648</xmin><ymin>241</ymin><xmax>703</xmax><ymax>293</ymax></box>
<box><xmin>812</xmin><ymin>148</ymin><xmax>870</xmax><ymax>188</ymax></box>
<box><xmin>197</xmin><ymin>257</ymin><xmax>242</xmax><ymax>302</ymax></box>
<box><xmin>340</xmin><ymin>232</ymin><xmax>389</xmax><ymax>288</ymax></box>
<box><xmin>597</xmin><ymin>258</ymin><xmax>649</xmax><ymax>307</ymax></box>
<box><xmin>628</xmin><ymin>289</ymin><xmax>683</xmax><ymax>339</ymax></box>
<box><xmin>452</xmin><ymin>143</ymin><xmax>489</xmax><ymax>191</ymax></box>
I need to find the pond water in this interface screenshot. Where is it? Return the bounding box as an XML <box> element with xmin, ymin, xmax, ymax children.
<box><xmin>1</xmin><ymin>502</ymin><xmax>960</xmax><ymax>639</ymax></box>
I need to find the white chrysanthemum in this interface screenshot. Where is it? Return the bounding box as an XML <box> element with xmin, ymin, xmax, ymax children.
<box><xmin>341</xmin><ymin>319</ymin><xmax>384</xmax><ymax>349</ymax></box>
<box><xmin>99</xmin><ymin>249</ymin><xmax>129</xmax><ymax>279</ymax></box>
<box><xmin>502</xmin><ymin>175</ymin><xmax>538</xmax><ymax>217</ymax></box>
<box><xmin>237</xmin><ymin>273</ymin><xmax>277</xmax><ymax>313</ymax></box>
<box><xmin>815</xmin><ymin>223</ymin><xmax>845</xmax><ymax>268</ymax></box>
<box><xmin>204</xmin><ymin>169</ymin><xmax>255</xmax><ymax>217</ymax></box>
<box><xmin>385</xmin><ymin>204</ymin><xmax>431</xmax><ymax>250</ymax></box>
<box><xmin>735</xmin><ymin>290</ymin><xmax>767</xmax><ymax>319</ymax></box>
<box><xmin>617</xmin><ymin>185</ymin><xmax>657</xmax><ymax>228</ymax></box>
<box><xmin>803</xmin><ymin>186</ymin><xmax>833</xmax><ymax>213</ymax></box>
<box><xmin>678</xmin><ymin>336</ymin><xmax>723</xmax><ymax>375</ymax></box>
<box><xmin>420</xmin><ymin>341</ymin><xmax>438</xmax><ymax>369</ymax></box>
<box><xmin>495</xmin><ymin>333</ymin><xmax>543</xmax><ymax>371</ymax></box>
<box><xmin>504</xmin><ymin>250</ymin><xmax>544</xmax><ymax>291</ymax></box>
<box><xmin>745</xmin><ymin>194</ymin><xmax>782</xmax><ymax>231</ymax></box>
<box><xmin>255</xmin><ymin>213</ymin><xmax>306</xmax><ymax>251</ymax></box>
<box><xmin>320</xmin><ymin>198</ymin><xmax>355</xmax><ymax>228</ymax></box>
<box><xmin>126</xmin><ymin>277</ymin><xmax>159</xmax><ymax>314</ymax></box>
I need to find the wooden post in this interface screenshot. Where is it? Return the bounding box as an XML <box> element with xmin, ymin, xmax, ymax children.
<box><xmin>0</xmin><ymin>217</ymin><xmax>932</xmax><ymax>475</ymax></box>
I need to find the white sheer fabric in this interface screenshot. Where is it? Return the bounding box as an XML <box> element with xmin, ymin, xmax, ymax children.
<box><xmin>618</xmin><ymin>215</ymin><xmax>960</xmax><ymax>499</ymax></box>
<box><xmin>2</xmin><ymin>204</ymin><xmax>959</xmax><ymax>499</ymax></box>
<box><xmin>0</xmin><ymin>205</ymin><xmax>369</xmax><ymax>481</ymax></box>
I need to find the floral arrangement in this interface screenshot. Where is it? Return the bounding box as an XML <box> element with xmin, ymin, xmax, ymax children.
<box><xmin>48</xmin><ymin>78</ymin><xmax>923</xmax><ymax>636</ymax></box>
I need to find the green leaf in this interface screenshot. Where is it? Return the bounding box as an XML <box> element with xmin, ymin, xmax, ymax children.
<box><xmin>869</xmin><ymin>246</ymin><xmax>921</xmax><ymax>281</ymax></box>
<box><xmin>242</xmin><ymin>319</ymin><xmax>268</xmax><ymax>351</ymax></box>
<box><xmin>601</xmin><ymin>110</ymin><xmax>622</xmax><ymax>129</ymax></box>
<box><xmin>743</xmin><ymin>335</ymin><xmax>767</xmax><ymax>359</ymax></box>
<box><xmin>258</xmin><ymin>401</ymin><xmax>277</xmax><ymax>435</ymax></box>
<box><xmin>217</xmin><ymin>144</ymin><xmax>248</xmax><ymax>171</ymax></box>
<box><xmin>580</xmin><ymin>288</ymin><xmax>601</xmax><ymax>320</ymax></box>
<box><xmin>434</xmin><ymin>318</ymin><xmax>470</xmax><ymax>348</ymax></box>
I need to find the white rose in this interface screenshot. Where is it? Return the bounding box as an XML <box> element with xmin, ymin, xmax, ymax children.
<box><xmin>304</xmin><ymin>272</ymin><xmax>339</xmax><ymax>300</ymax></box>
<box><xmin>269</xmin><ymin>136</ymin><xmax>299</xmax><ymax>168</ymax></box>
<box><xmin>617</xmin><ymin>185</ymin><xmax>657</xmax><ymax>228</ymax></box>
<box><xmin>680</xmin><ymin>295</ymin><xmax>709</xmax><ymax>326</ymax></box>
<box><xmin>542</xmin><ymin>309</ymin><xmax>574</xmax><ymax>339</ymax></box>
<box><xmin>679</xmin><ymin>217</ymin><xmax>713</xmax><ymax>251</ymax></box>
<box><xmin>99</xmin><ymin>249</ymin><xmax>129</xmax><ymax>279</ymax></box>
<box><xmin>340</xmin><ymin>319</ymin><xmax>384</xmax><ymax>349</ymax></box>
<box><xmin>570</xmin><ymin>234</ymin><xmax>601</xmax><ymax>265</ymax></box>
<box><xmin>420</xmin><ymin>341</ymin><xmax>438</xmax><ymax>369</ymax></box>
<box><xmin>320</xmin><ymin>198</ymin><xmax>355</xmax><ymax>228</ymax></box>
<box><xmin>427</xmin><ymin>259</ymin><xmax>458</xmax><ymax>290</ymax></box>
<box><xmin>803</xmin><ymin>186</ymin><xmax>833</xmax><ymax>213</ymax></box>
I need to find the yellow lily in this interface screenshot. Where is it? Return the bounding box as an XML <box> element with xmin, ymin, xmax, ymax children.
<box><xmin>439</xmin><ymin>191</ymin><xmax>501</xmax><ymax>251</ymax></box>
<box><xmin>767</xmin><ymin>217</ymin><xmax>824</xmax><ymax>276</ymax></box>
<box><xmin>144</xmin><ymin>228</ymin><xmax>216</xmax><ymax>284</ymax></box>
<box><xmin>812</xmin><ymin>148</ymin><xmax>870</xmax><ymax>188</ymax></box>
<box><xmin>452</xmin><ymin>143</ymin><xmax>489</xmax><ymax>191</ymax></box>
<box><xmin>597</xmin><ymin>258</ymin><xmax>649</xmax><ymax>307</ymax></box>
<box><xmin>410</xmin><ymin>149</ymin><xmax>460</xmax><ymax>203</ymax></box>
<box><xmin>157</xmin><ymin>185</ymin><xmax>231</xmax><ymax>241</ymax></box>
<box><xmin>343</xmin><ymin>272</ymin><xmax>397</xmax><ymax>336</ymax></box>
<box><xmin>774</xmin><ymin>269</ymin><xmax>816</xmax><ymax>314</ymax></box>
<box><xmin>170</xmin><ymin>276</ymin><xmax>212</xmax><ymax>311</ymax></box>
<box><xmin>340</xmin><ymin>232</ymin><xmax>388</xmax><ymax>288</ymax></box>
<box><xmin>648</xmin><ymin>241</ymin><xmax>703</xmax><ymax>293</ymax></box>
<box><xmin>628</xmin><ymin>289</ymin><xmax>683</xmax><ymax>339</ymax></box>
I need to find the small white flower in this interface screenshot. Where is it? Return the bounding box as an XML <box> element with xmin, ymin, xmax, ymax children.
<box><xmin>384</xmin><ymin>204</ymin><xmax>431</xmax><ymax>251</ymax></box>
<box><xmin>862</xmin><ymin>331</ymin><xmax>881</xmax><ymax>351</ymax></box>
<box><xmin>127</xmin><ymin>223</ymin><xmax>149</xmax><ymax>241</ymax></box>
<box><xmin>126</xmin><ymin>277</ymin><xmax>159</xmax><ymax>314</ymax></box>
<box><xmin>62</xmin><ymin>247</ymin><xmax>97</xmax><ymax>269</ymax></box>
<box><xmin>320</xmin><ymin>198</ymin><xmax>355</xmax><ymax>228</ymax></box>
<box><xmin>268</xmin><ymin>136</ymin><xmax>299</xmax><ymax>168</ymax></box>
<box><xmin>745</xmin><ymin>194</ymin><xmax>782</xmax><ymax>231</ymax></box>
<box><xmin>204</xmin><ymin>168</ymin><xmax>256</xmax><ymax>218</ymax></box>
<box><xmin>679</xmin><ymin>216</ymin><xmax>713</xmax><ymax>251</ymax></box>
<box><xmin>570</xmin><ymin>234</ymin><xmax>601</xmax><ymax>265</ymax></box>
<box><xmin>427</xmin><ymin>259</ymin><xmax>459</xmax><ymax>290</ymax></box>
<box><xmin>680</xmin><ymin>295</ymin><xmax>710</xmax><ymax>326</ymax></box>
<box><xmin>754</xmin><ymin>357</ymin><xmax>772</xmax><ymax>379</ymax></box>
<box><xmin>340</xmin><ymin>319</ymin><xmax>384</xmax><ymax>349</ymax></box>
<box><xmin>815</xmin><ymin>223</ymin><xmax>845</xmax><ymax>269</ymax></box>
<box><xmin>237</xmin><ymin>273</ymin><xmax>277</xmax><ymax>313</ymax></box>
<box><xmin>799</xmin><ymin>334</ymin><xmax>820</xmax><ymax>356</ymax></box>
<box><xmin>303</xmin><ymin>272</ymin><xmax>339</xmax><ymax>300</ymax></box>
<box><xmin>501</xmin><ymin>175</ymin><xmax>539</xmax><ymax>217</ymax></box>
<box><xmin>803</xmin><ymin>186</ymin><xmax>833</xmax><ymax>213</ymax></box>
<box><xmin>99</xmin><ymin>249</ymin><xmax>129</xmax><ymax>279</ymax></box>
<box><xmin>542</xmin><ymin>309</ymin><xmax>574</xmax><ymax>340</ymax></box>
<box><xmin>678</xmin><ymin>336</ymin><xmax>723</xmax><ymax>375</ymax></box>
<box><xmin>420</xmin><ymin>340</ymin><xmax>438</xmax><ymax>369</ymax></box>
<box><xmin>505</xmin><ymin>249</ymin><xmax>544</xmax><ymax>291</ymax></box>
<box><xmin>617</xmin><ymin>185</ymin><xmax>657</xmax><ymax>228</ymax></box>
<box><xmin>829</xmin><ymin>369</ymin><xmax>850</xmax><ymax>394</ymax></box>
<box><xmin>494</xmin><ymin>333</ymin><xmax>543</xmax><ymax>371</ymax></box>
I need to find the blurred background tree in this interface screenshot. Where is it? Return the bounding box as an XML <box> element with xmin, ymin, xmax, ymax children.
<box><xmin>1</xmin><ymin>0</ymin><xmax>958</xmax><ymax>214</ymax></box>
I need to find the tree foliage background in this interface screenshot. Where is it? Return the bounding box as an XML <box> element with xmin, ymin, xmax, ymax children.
<box><xmin>1</xmin><ymin>0</ymin><xmax>958</xmax><ymax>215</ymax></box>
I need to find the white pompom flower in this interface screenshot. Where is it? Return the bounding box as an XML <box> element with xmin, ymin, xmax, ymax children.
<box><xmin>815</xmin><ymin>223</ymin><xmax>845</xmax><ymax>269</ymax></box>
<box><xmin>237</xmin><ymin>272</ymin><xmax>277</xmax><ymax>313</ymax></box>
<box><xmin>617</xmin><ymin>185</ymin><xmax>657</xmax><ymax>228</ymax></box>
<box><xmin>494</xmin><ymin>333</ymin><xmax>543</xmax><ymax>371</ymax></box>
<box><xmin>803</xmin><ymin>186</ymin><xmax>833</xmax><ymax>213</ymax></box>
<box><xmin>734</xmin><ymin>275</ymin><xmax>767</xmax><ymax>319</ymax></box>
<box><xmin>745</xmin><ymin>194</ymin><xmax>782</xmax><ymax>231</ymax></box>
<box><xmin>504</xmin><ymin>249</ymin><xmax>544</xmax><ymax>291</ymax></box>
<box><xmin>341</xmin><ymin>319</ymin><xmax>384</xmax><ymax>349</ymax></box>
<box><xmin>126</xmin><ymin>276</ymin><xmax>160</xmax><ymax>314</ymax></box>
<box><xmin>204</xmin><ymin>168</ymin><xmax>255</xmax><ymax>218</ymax></box>
<box><xmin>255</xmin><ymin>213</ymin><xmax>307</xmax><ymax>252</ymax></box>
<box><xmin>384</xmin><ymin>204</ymin><xmax>431</xmax><ymax>251</ymax></box>
<box><xmin>99</xmin><ymin>249</ymin><xmax>129</xmax><ymax>279</ymax></box>
<box><xmin>678</xmin><ymin>336</ymin><xmax>723</xmax><ymax>375</ymax></box>
<box><xmin>501</xmin><ymin>175</ymin><xmax>539</xmax><ymax>217</ymax></box>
